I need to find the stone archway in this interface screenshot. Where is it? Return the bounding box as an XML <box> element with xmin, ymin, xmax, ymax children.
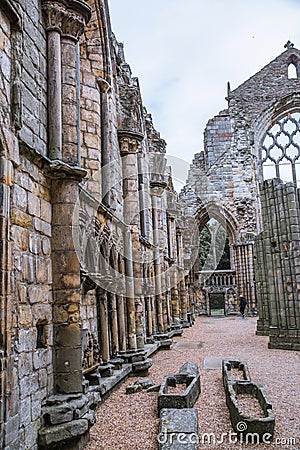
<box><xmin>194</xmin><ymin>202</ymin><xmax>256</xmax><ymax>315</ymax></box>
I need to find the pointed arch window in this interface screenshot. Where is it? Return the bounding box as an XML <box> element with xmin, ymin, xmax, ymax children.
<box><xmin>288</xmin><ymin>62</ymin><xmax>297</xmax><ymax>79</ymax></box>
<box><xmin>261</xmin><ymin>113</ymin><xmax>300</xmax><ymax>185</ymax></box>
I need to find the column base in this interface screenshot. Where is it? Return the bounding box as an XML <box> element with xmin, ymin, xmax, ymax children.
<box><xmin>256</xmin><ymin>319</ymin><xmax>270</xmax><ymax>336</ymax></box>
<box><xmin>38</xmin><ymin>392</ymin><xmax>99</xmax><ymax>450</ymax></box>
<box><xmin>268</xmin><ymin>334</ymin><xmax>300</xmax><ymax>351</ymax></box>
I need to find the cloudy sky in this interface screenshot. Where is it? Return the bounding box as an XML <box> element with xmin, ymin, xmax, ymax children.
<box><xmin>108</xmin><ymin>0</ymin><xmax>300</xmax><ymax>186</ymax></box>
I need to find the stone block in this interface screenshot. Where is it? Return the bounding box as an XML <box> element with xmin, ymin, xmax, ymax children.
<box><xmin>134</xmin><ymin>379</ymin><xmax>154</xmax><ymax>389</ymax></box>
<box><xmin>38</xmin><ymin>419</ymin><xmax>89</xmax><ymax>448</ymax></box>
<box><xmin>158</xmin><ymin>408</ymin><xmax>198</xmax><ymax>450</ymax></box>
<box><xmin>126</xmin><ymin>384</ymin><xmax>142</xmax><ymax>394</ymax></box>
<box><xmin>13</xmin><ymin>184</ymin><xmax>27</xmax><ymax>211</ymax></box>
<box><xmin>132</xmin><ymin>358</ymin><xmax>152</xmax><ymax>376</ymax></box>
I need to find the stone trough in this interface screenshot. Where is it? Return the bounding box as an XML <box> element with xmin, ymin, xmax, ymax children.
<box><xmin>158</xmin><ymin>362</ymin><xmax>200</xmax><ymax>415</ymax></box>
<box><xmin>225</xmin><ymin>381</ymin><xmax>275</xmax><ymax>441</ymax></box>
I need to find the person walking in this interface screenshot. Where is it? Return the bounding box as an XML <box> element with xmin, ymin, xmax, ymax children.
<box><xmin>239</xmin><ymin>295</ymin><xmax>247</xmax><ymax>319</ymax></box>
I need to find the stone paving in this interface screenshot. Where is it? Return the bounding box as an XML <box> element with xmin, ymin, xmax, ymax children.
<box><xmin>86</xmin><ymin>316</ymin><xmax>300</xmax><ymax>450</ymax></box>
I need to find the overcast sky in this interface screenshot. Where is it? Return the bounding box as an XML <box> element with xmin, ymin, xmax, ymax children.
<box><xmin>108</xmin><ymin>0</ymin><xmax>300</xmax><ymax>186</ymax></box>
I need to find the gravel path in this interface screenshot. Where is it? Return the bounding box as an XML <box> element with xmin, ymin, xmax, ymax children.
<box><xmin>86</xmin><ymin>317</ymin><xmax>300</xmax><ymax>449</ymax></box>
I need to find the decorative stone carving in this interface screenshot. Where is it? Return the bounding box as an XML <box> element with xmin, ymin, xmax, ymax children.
<box><xmin>82</xmin><ymin>331</ymin><xmax>101</xmax><ymax>370</ymax></box>
<box><xmin>42</xmin><ymin>0</ymin><xmax>91</xmax><ymax>40</ymax></box>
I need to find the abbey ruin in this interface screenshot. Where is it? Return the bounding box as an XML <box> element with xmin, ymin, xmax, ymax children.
<box><xmin>0</xmin><ymin>0</ymin><xmax>299</xmax><ymax>449</ymax></box>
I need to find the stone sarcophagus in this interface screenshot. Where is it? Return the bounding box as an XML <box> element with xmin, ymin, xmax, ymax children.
<box><xmin>222</xmin><ymin>359</ymin><xmax>251</xmax><ymax>389</ymax></box>
<box><xmin>158</xmin><ymin>362</ymin><xmax>200</xmax><ymax>415</ymax></box>
<box><xmin>225</xmin><ymin>381</ymin><xmax>275</xmax><ymax>442</ymax></box>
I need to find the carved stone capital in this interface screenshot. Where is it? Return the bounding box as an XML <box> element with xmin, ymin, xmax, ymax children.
<box><xmin>150</xmin><ymin>181</ymin><xmax>167</xmax><ymax>197</ymax></box>
<box><xmin>118</xmin><ymin>131</ymin><xmax>144</xmax><ymax>156</ymax></box>
<box><xmin>42</xmin><ymin>0</ymin><xmax>91</xmax><ymax>40</ymax></box>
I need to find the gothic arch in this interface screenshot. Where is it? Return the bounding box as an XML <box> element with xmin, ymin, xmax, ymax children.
<box><xmin>196</xmin><ymin>201</ymin><xmax>239</xmax><ymax>245</ymax></box>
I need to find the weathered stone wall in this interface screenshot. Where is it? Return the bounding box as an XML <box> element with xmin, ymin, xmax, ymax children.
<box><xmin>181</xmin><ymin>44</ymin><xmax>300</xmax><ymax>316</ymax></box>
<box><xmin>17</xmin><ymin>0</ymin><xmax>47</xmax><ymax>156</ymax></box>
<box><xmin>255</xmin><ymin>179</ymin><xmax>300</xmax><ymax>350</ymax></box>
<box><xmin>0</xmin><ymin>0</ymin><xmax>195</xmax><ymax>448</ymax></box>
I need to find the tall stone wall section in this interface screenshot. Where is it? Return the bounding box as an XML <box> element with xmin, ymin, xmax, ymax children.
<box><xmin>255</xmin><ymin>179</ymin><xmax>300</xmax><ymax>350</ymax></box>
<box><xmin>0</xmin><ymin>0</ymin><xmax>195</xmax><ymax>449</ymax></box>
<box><xmin>181</xmin><ymin>43</ymin><xmax>300</xmax><ymax>316</ymax></box>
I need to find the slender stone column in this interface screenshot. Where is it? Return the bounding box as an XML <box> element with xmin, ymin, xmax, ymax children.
<box><xmin>109</xmin><ymin>292</ymin><xmax>119</xmax><ymax>356</ymax></box>
<box><xmin>119</xmin><ymin>131</ymin><xmax>144</xmax><ymax>348</ymax></box>
<box><xmin>123</xmin><ymin>229</ymin><xmax>137</xmax><ymax>350</ymax></box>
<box><xmin>150</xmin><ymin>181</ymin><xmax>166</xmax><ymax>333</ymax></box>
<box><xmin>177</xmin><ymin>228</ymin><xmax>188</xmax><ymax>322</ymax></box>
<box><xmin>47</xmin><ymin>30</ymin><xmax>62</xmax><ymax>159</ymax></box>
<box><xmin>117</xmin><ymin>259</ymin><xmax>127</xmax><ymax>352</ymax></box>
<box><xmin>98</xmin><ymin>288</ymin><xmax>109</xmax><ymax>363</ymax></box>
<box><xmin>146</xmin><ymin>297</ymin><xmax>153</xmax><ymax>336</ymax></box>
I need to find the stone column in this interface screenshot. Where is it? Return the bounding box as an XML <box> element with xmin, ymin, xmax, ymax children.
<box><xmin>150</xmin><ymin>181</ymin><xmax>166</xmax><ymax>334</ymax></box>
<box><xmin>117</xmin><ymin>259</ymin><xmax>127</xmax><ymax>352</ymax></box>
<box><xmin>234</xmin><ymin>241</ymin><xmax>256</xmax><ymax>313</ymax></box>
<box><xmin>52</xmin><ymin>174</ymin><xmax>86</xmax><ymax>394</ymax></box>
<box><xmin>97</xmin><ymin>287</ymin><xmax>109</xmax><ymax>363</ymax></box>
<box><xmin>42</xmin><ymin>0</ymin><xmax>91</xmax><ymax>394</ymax></box>
<box><xmin>123</xmin><ymin>229</ymin><xmax>136</xmax><ymax>350</ymax></box>
<box><xmin>42</xmin><ymin>0</ymin><xmax>91</xmax><ymax>163</ymax></box>
<box><xmin>170</xmin><ymin>216</ymin><xmax>180</xmax><ymax>324</ymax></box>
<box><xmin>119</xmin><ymin>131</ymin><xmax>144</xmax><ymax>348</ymax></box>
<box><xmin>177</xmin><ymin>228</ymin><xmax>188</xmax><ymax>323</ymax></box>
<box><xmin>109</xmin><ymin>292</ymin><xmax>119</xmax><ymax>356</ymax></box>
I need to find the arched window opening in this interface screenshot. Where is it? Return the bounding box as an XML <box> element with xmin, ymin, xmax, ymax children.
<box><xmin>288</xmin><ymin>62</ymin><xmax>297</xmax><ymax>79</ymax></box>
<box><xmin>261</xmin><ymin>113</ymin><xmax>300</xmax><ymax>186</ymax></box>
<box><xmin>198</xmin><ymin>219</ymin><xmax>231</xmax><ymax>271</ymax></box>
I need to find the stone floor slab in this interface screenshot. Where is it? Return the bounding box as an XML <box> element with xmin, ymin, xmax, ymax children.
<box><xmin>203</xmin><ymin>356</ymin><xmax>238</xmax><ymax>370</ymax></box>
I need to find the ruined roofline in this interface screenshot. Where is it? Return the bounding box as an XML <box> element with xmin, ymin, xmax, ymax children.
<box><xmin>229</xmin><ymin>45</ymin><xmax>300</xmax><ymax>97</ymax></box>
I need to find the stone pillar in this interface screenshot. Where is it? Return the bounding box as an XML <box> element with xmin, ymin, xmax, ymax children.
<box><xmin>123</xmin><ymin>229</ymin><xmax>136</xmax><ymax>350</ymax></box>
<box><xmin>170</xmin><ymin>217</ymin><xmax>180</xmax><ymax>324</ymax></box>
<box><xmin>150</xmin><ymin>181</ymin><xmax>166</xmax><ymax>334</ymax></box>
<box><xmin>117</xmin><ymin>259</ymin><xmax>127</xmax><ymax>352</ymax></box>
<box><xmin>234</xmin><ymin>241</ymin><xmax>256</xmax><ymax>313</ymax></box>
<box><xmin>42</xmin><ymin>0</ymin><xmax>91</xmax><ymax>394</ymax></box>
<box><xmin>42</xmin><ymin>0</ymin><xmax>91</xmax><ymax>163</ymax></box>
<box><xmin>146</xmin><ymin>297</ymin><xmax>153</xmax><ymax>336</ymax></box>
<box><xmin>177</xmin><ymin>228</ymin><xmax>188</xmax><ymax>323</ymax></box>
<box><xmin>109</xmin><ymin>292</ymin><xmax>119</xmax><ymax>356</ymax></box>
<box><xmin>119</xmin><ymin>131</ymin><xmax>144</xmax><ymax>348</ymax></box>
<box><xmin>52</xmin><ymin>175</ymin><xmax>86</xmax><ymax>394</ymax></box>
<box><xmin>98</xmin><ymin>78</ymin><xmax>111</xmax><ymax>206</ymax></box>
<box><xmin>97</xmin><ymin>288</ymin><xmax>110</xmax><ymax>363</ymax></box>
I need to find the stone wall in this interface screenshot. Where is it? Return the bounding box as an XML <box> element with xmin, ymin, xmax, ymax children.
<box><xmin>181</xmin><ymin>44</ymin><xmax>300</xmax><ymax>316</ymax></box>
<box><xmin>255</xmin><ymin>179</ymin><xmax>300</xmax><ymax>350</ymax></box>
<box><xmin>0</xmin><ymin>0</ymin><xmax>195</xmax><ymax>448</ymax></box>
